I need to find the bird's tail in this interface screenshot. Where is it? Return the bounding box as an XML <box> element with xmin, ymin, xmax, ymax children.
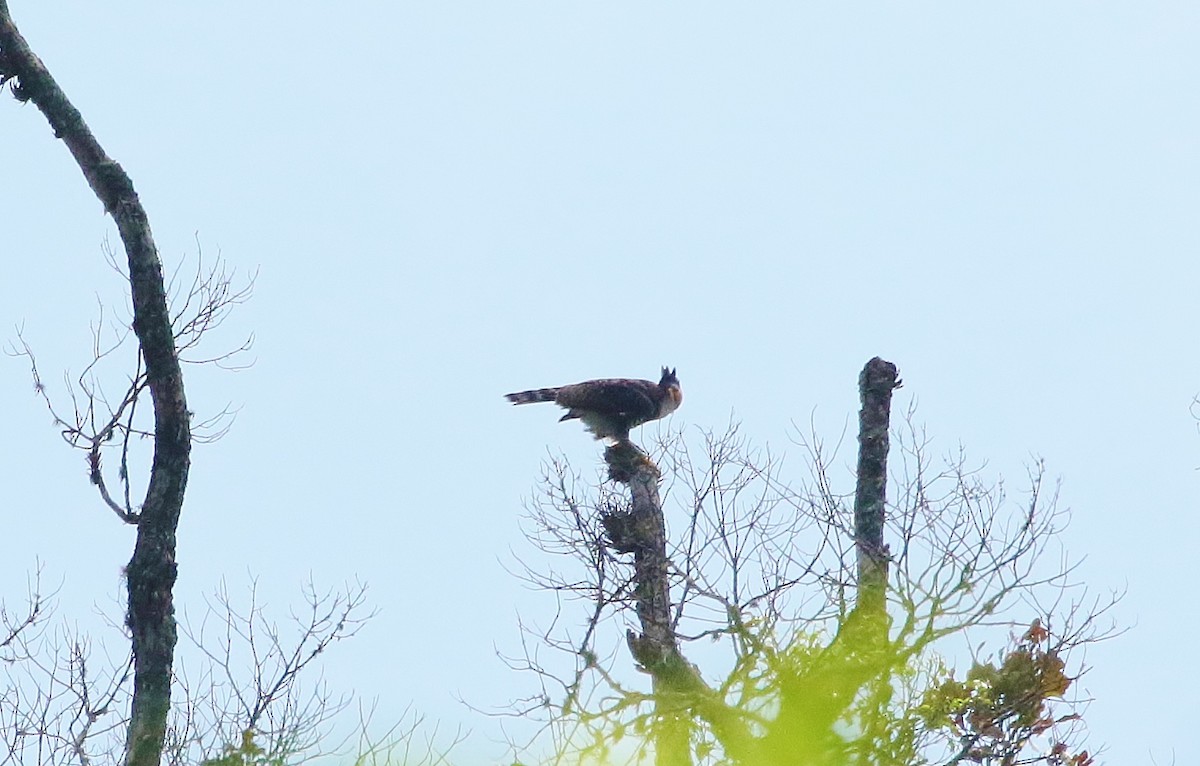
<box><xmin>504</xmin><ymin>387</ymin><xmax>559</xmax><ymax>405</ymax></box>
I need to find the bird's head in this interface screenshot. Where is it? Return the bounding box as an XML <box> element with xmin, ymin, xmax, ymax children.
<box><xmin>659</xmin><ymin>366</ymin><xmax>683</xmax><ymax>413</ymax></box>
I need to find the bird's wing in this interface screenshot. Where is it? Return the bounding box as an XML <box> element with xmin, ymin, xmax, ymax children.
<box><xmin>555</xmin><ymin>379</ymin><xmax>658</xmax><ymax>419</ymax></box>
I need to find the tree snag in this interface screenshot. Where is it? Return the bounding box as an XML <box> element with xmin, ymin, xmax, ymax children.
<box><xmin>518</xmin><ymin>358</ymin><xmax>1108</xmax><ymax>766</ymax></box>
<box><xmin>600</xmin><ymin>443</ymin><xmax>758</xmax><ymax>766</ymax></box>
<box><xmin>853</xmin><ymin>356</ymin><xmax>899</xmax><ymax>629</ymax></box>
<box><xmin>597</xmin><ymin>360</ymin><xmax>903</xmax><ymax>766</ymax></box>
<box><xmin>603</xmin><ymin>443</ymin><xmax>691</xmax><ymax>766</ymax></box>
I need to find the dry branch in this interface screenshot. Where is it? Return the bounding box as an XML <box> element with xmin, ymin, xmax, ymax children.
<box><xmin>508</xmin><ymin>359</ymin><xmax>1112</xmax><ymax>766</ymax></box>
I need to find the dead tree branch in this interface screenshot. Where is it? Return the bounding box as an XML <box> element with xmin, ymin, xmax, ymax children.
<box><xmin>509</xmin><ymin>359</ymin><xmax>1113</xmax><ymax>766</ymax></box>
<box><xmin>171</xmin><ymin>580</ymin><xmax>374</xmax><ymax>765</ymax></box>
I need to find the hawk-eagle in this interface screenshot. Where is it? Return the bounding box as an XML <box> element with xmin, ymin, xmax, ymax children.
<box><xmin>504</xmin><ymin>367</ymin><xmax>682</xmax><ymax>442</ymax></box>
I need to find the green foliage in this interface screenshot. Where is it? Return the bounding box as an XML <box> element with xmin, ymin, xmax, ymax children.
<box><xmin>516</xmin><ymin>425</ymin><xmax>1111</xmax><ymax>766</ymax></box>
<box><xmin>201</xmin><ymin>730</ymin><xmax>283</xmax><ymax>766</ymax></box>
<box><xmin>527</xmin><ymin>604</ymin><xmax>1098</xmax><ymax>765</ymax></box>
<box><xmin>917</xmin><ymin>620</ymin><xmax>1092</xmax><ymax>766</ymax></box>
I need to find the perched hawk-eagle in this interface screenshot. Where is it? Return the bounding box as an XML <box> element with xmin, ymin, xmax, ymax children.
<box><xmin>505</xmin><ymin>367</ymin><xmax>682</xmax><ymax>441</ymax></box>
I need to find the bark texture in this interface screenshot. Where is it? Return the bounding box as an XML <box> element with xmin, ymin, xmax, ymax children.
<box><xmin>604</xmin><ymin>444</ymin><xmax>754</xmax><ymax>766</ymax></box>
<box><xmin>756</xmin><ymin>358</ymin><xmax>901</xmax><ymax>765</ymax></box>
<box><xmin>849</xmin><ymin>357</ymin><xmax>901</xmax><ymax>760</ymax></box>
<box><xmin>853</xmin><ymin>356</ymin><xmax>899</xmax><ymax>622</ymax></box>
<box><xmin>0</xmin><ymin>7</ymin><xmax>191</xmax><ymax>766</ymax></box>
<box><xmin>605</xmin><ymin>444</ymin><xmax>691</xmax><ymax>766</ymax></box>
<box><xmin>600</xmin><ymin>360</ymin><xmax>901</xmax><ymax>765</ymax></box>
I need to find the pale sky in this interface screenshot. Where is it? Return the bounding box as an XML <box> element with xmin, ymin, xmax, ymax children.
<box><xmin>3</xmin><ymin>3</ymin><xmax>1198</xmax><ymax>763</ymax></box>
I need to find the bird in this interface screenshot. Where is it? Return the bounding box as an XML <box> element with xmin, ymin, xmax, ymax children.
<box><xmin>505</xmin><ymin>367</ymin><xmax>682</xmax><ymax>442</ymax></box>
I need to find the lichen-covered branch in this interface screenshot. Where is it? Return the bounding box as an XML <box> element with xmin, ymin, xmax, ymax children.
<box><xmin>604</xmin><ymin>444</ymin><xmax>692</xmax><ymax>766</ymax></box>
<box><xmin>603</xmin><ymin>444</ymin><xmax>757</xmax><ymax>766</ymax></box>
<box><xmin>0</xmin><ymin>6</ymin><xmax>191</xmax><ymax>766</ymax></box>
<box><xmin>853</xmin><ymin>356</ymin><xmax>900</xmax><ymax>622</ymax></box>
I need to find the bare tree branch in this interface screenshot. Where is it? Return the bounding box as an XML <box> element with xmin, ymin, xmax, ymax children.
<box><xmin>173</xmin><ymin>579</ymin><xmax>375</xmax><ymax>765</ymax></box>
<box><xmin>505</xmin><ymin>360</ymin><xmax>1115</xmax><ymax>766</ymax></box>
